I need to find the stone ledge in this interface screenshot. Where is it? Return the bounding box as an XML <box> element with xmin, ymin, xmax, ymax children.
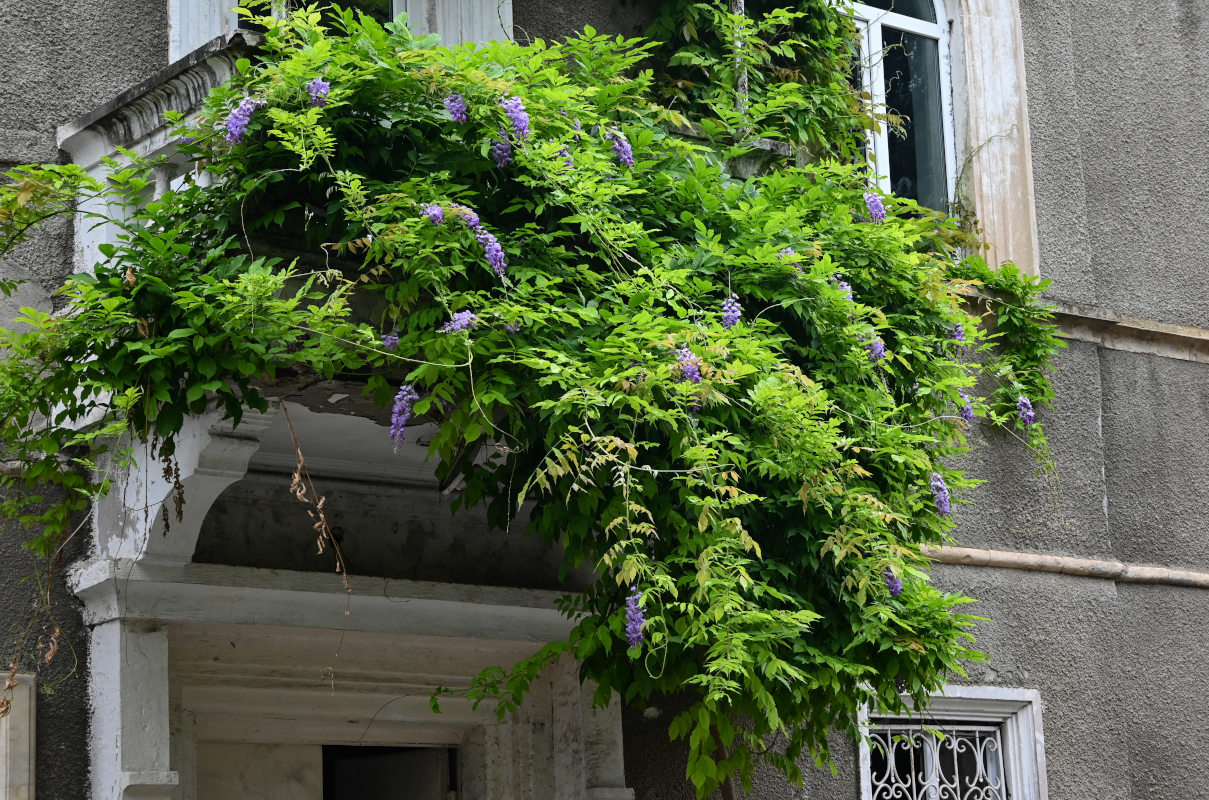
<box><xmin>924</xmin><ymin>544</ymin><xmax>1209</xmax><ymax>589</ymax></box>
<box><xmin>1052</xmin><ymin>301</ymin><xmax>1209</xmax><ymax>364</ymax></box>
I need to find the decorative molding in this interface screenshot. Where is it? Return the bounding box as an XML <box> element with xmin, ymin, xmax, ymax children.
<box><xmin>0</xmin><ymin>673</ymin><xmax>34</xmax><ymax>800</ymax></box>
<box><xmin>57</xmin><ymin>32</ymin><xmax>256</xmax><ymax>170</ymax></box>
<box><xmin>90</xmin><ymin>407</ymin><xmax>272</xmax><ymax>564</ymax></box>
<box><xmin>924</xmin><ymin>545</ymin><xmax>1209</xmax><ymax>589</ymax></box>
<box><xmin>56</xmin><ymin>31</ymin><xmax>256</xmax><ymax>275</ymax></box>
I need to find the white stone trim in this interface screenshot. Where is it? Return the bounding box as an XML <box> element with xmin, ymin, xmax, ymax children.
<box><xmin>89</xmin><ymin>407</ymin><xmax>273</xmax><ymax>564</ymax></box>
<box><xmin>57</xmin><ymin>36</ymin><xmax>251</xmax><ymax>275</ymax></box>
<box><xmin>0</xmin><ymin>674</ymin><xmax>35</xmax><ymax>800</ymax></box>
<box><xmin>71</xmin><ymin>559</ymin><xmax>574</xmax><ymax>641</ymax></box>
<box><xmin>859</xmin><ymin>685</ymin><xmax>1048</xmax><ymax>800</ymax></box>
<box><xmin>89</xmin><ymin>621</ymin><xmax>178</xmax><ymax>800</ymax></box>
<box><xmin>950</xmin><ymin>0</ymin><xmax>1040</xmax><ymax>275</ymax></box>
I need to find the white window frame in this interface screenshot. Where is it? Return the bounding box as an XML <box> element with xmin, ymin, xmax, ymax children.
<box><xmin>0</xmin><ymin>674</ymin><xmax>35</xmax><ymax>800</ymax></box>
<box><xmin>851</xmin><ymin>0</ymin><xmax>958</xmax><ymax>208</ymax></box>
<box><xmin>858</xmin><ymin>685</ymin><xmax>1049</xmax><ymax>800</ymax></box>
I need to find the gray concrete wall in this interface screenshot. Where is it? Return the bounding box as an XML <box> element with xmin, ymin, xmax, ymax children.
<box><xmin>0</xmin><ymin>3</ymin><xmax>167</xmax><ymax>798</ymax></box>
<box><xmin>1019</xmin><ymin>0</ymin><xmax>1209</xmax><ymax>328</ymax></box>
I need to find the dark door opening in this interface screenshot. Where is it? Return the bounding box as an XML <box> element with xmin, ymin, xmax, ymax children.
<box><xmin>323</xmin><ymin>746</ymin><xmax>457</xmax><ymax>800</ymax></box>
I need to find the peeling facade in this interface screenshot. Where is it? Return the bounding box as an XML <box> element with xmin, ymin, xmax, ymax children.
<box><xmin>1</xmin><ymin>0</ymin><xmax>1208</xmax><ymax>798</ymax></box>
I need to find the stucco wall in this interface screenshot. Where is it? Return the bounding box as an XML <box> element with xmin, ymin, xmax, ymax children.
<box><xmin>1019</xmin><ymin>0</ymin><xmax>1209</xmax><ymax>328</ymax></box>
<box><xmin>0</xmin><ymin>501</ymin><xmax>92</xmax><ymax>800</ymax></box>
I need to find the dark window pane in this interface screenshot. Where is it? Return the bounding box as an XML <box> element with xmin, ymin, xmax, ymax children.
<box><xmin>861</xmin><ymin>0</ymin><xmax>937</xmax><ymax>23</ymax></box>
<box><xmin>345</xmin><ymin>0</ymin><xmax>393</xmax><ymax>23</ymax></box>
<box><xmin>881</xmin><ymin>27</ymin><xmax>947</xmax><ymax>210</ymax></box>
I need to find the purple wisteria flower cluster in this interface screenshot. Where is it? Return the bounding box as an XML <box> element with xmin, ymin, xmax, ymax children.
<box><xmin>721</xmin><ymin>294</ymin><xmax>742</xmax><ymax>328</ymax></box>
<box><xmin>883</xmin><ymin>567</ymin><xmax>903</xmax><ymax>598</ymax></box>
<box><xmin>441</xmin><ymin>310</ymin><xmax>479</xmax><ymax>333</ymax></box>
<box><xmin>451</xmin><ymin>203</ymin><xmax>480</xmax><ymax>229</ymax></box>
<box><xmin>420</xmin><ymin>204</ymin><xmax>444</xmax><ymax>226</ymax></box>
<box><xmin>390</xmin><ymin>384</ymin><xmax>420</xmax><ymax>448</ymax></box>
<box><xmin>779</xmin><ymin>247</ymin><xmax>801</xmax><ymax>271</ymax></box>
<box><xmin>676</xmin><ymin>346</ymin><xmax>702</xmax><ymax>383</ymax></box>
<box><xmin>1017</xmin><ymin>395</ymin><xmax>1035</xmax><ymax>425</ymax></box>
<box><xmin>475</xmin><ymin>226</ymin><xmax>507</xmax><ymax>276</ymax></box>
<box><xmin>444</xmin><ymin>92</ymin><xmax>468</xmax><ymax>124</ymax></box>
<box><xmin>381</xmin><ymin>329</ymin><xmax>399</xmax><ymax>351</ymax></box>
<box><xmin>571</xmin><ymin>118</ymin><xmax>583</xmax><ymax>143</ymax></box>
<box><xmin>490</xmin><ymin>128</ymin><xmax>513</xmax><ymax>168</ymax></box>
<box><xmin>500</xmin><ymin>95</ymin><xmax>530</xmax><ymax>140</ymax></box>
<box><xmin>929</xmin><ymin>472</ymin><xmax>952</xmax><ymax>516</ymax></box>
<box><xmin>864</xmin><ymin>191</ymin><xmax>886</xmax><ymax>224</ymax></box>
<box><xmin>959</xmin><ymin>390</ymin><xmax>974</xmax><ymax>423</ymax></box>
<box><xmin>866</xmin><ymin>336</ymin><xmax>886</xmax><ymax>363</ymax></box>
<box><xmin>419</xmin><ymin>203</ymin><xmax>507</xmax><ymax>276</ymax></box>
<box><xmin>831</xmin><ymin>275</ymin><xmax>854</xmax><ymax>302</ymax></box>
<box><xmin>225</xmin><ymin>96</ymin><xmax>264</xmax><ymax>145</ymax></box>
<box><xmin>606</xmin><ymin>128</ymin><xmax>634</xmax><ymax>167</ymax></box>
<box><xmin>305</xmin><ymin>77</ymin><xmax>330</xmax><ymax>107</ymax></box>
<box><xmin>625</xmin><ymin>586</ymin><xmax>645</xmax><ymax>647</ymax></box>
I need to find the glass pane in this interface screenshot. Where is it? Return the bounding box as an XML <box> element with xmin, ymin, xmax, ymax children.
<box><xmin>881</xmin><ymin>28</ymin><xmax>947</xmax><ymax>211</ymax></box>
<box><xmin>861</xmin><ymin>0</ymin><xmax>937</xmax><ymax>23</ymax></box>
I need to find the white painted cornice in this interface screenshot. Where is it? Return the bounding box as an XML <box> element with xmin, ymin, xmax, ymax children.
<box><xmin>69</xmin><ymin>559</ymin><xmax>574</xmax><ymax>641</ymax></box>
<box><xmin>56</xmin><ymin>31</ymin><xmax>257</xmax><ymax>170</ymax></box>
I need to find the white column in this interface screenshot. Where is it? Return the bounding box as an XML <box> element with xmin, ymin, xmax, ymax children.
<box><xmin>89</xmin><ymin>620</ymin><xmax>178</xmax><ymax>800</ymax></box>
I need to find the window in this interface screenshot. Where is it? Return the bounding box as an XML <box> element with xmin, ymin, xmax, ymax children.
<box><xmin>868</xmin><ymin>721</ymin><xmax>1008</xmax><ymax>798</ymax></box>
<box><xmin>0</xmin><ymin>674</ymin><xmax>35</xmax><ymax>800</ymax></box>
<box><xmin>859</xmin><ymin>686</ymin><xmax>1049</xmax><ymax>800</ymax></box>
<box><xmin>852</xmin><ymin>0</ymin><xmax>956</xmax><ymax>212</ymax></box>
<box><xmin>169</xmin><ymin>0</ymin><xmax>514</xmax><ymax>62</ymax></box>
